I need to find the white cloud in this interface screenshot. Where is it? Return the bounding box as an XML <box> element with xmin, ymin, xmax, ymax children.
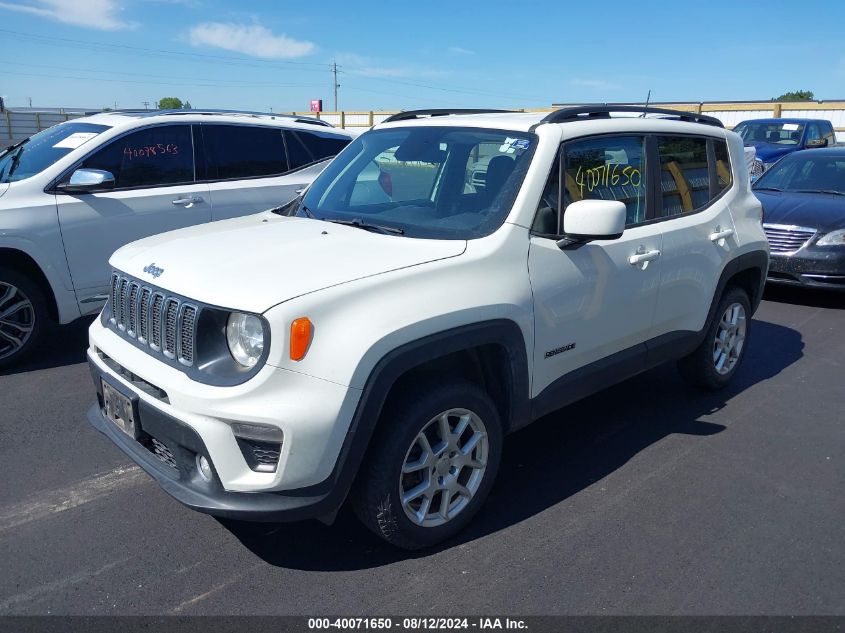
<box><xmin>188</xmin><ymin>22</ymin><xmax>315</xmax><ymax>59</ymax></box>
<box><xmin>569</xmin><ymin>79</ymin><xmax>621</xmax><ymax>90</ymax></box>
<box><xmin>449</xmin><ymin>46</ymin><xmax>475</xmax><ymax>56</ymax></box>
<box><xmin>337</xmin><ymin>52</ymin><xmax>445</xmax><ymax>79</ymax></box>
<box><xmin>0</xmin><ymin>0</ymin><xmax>136</xmax><ymax>30</ymax></box>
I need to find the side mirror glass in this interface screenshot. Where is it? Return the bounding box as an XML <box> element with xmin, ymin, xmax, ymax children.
<box><xmin>806</xmin><ymin>138</ymin><xmax>826</xmax><ymax>148</ymax></box>
<box><xmin>58</xmin><ymin>168</ymin><xmax>115</xmax><ymax>193</ymax></box>
<box><xmin>558</xmin><ymin>200</ymin><xmax>626</xmax><ymax>247</ymax></box>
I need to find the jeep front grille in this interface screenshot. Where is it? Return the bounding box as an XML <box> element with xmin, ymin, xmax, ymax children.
<box><xmin>109</xmin><ymin>272</ymin><xmax>198</xmax><ymax>366</ymax></box>
<box><xmin>763</xmin><ymin>224</ymin><xmax>816</xmax><ymax>254</ymax></box>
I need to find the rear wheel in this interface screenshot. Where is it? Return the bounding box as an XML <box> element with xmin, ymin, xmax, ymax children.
<box><xmin>678</xmin><ymin>285</ymin><xmax>750</xmax><ymax>390</ymax></box>
<box><xmin>352</xmin><ymin>380</ymin><xmax>502</xmax><ymax>549</ymax></box>
<box><xmin>0</xmin><ymin>267</ymin><xmax>50</xmax><ymax>369</ymax></box>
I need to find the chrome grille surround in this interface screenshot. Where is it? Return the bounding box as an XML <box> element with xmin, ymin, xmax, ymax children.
<box><xmin>763</xmin><ymin>223</ymin><xmax>817</xmax><ymax>254</ymax></box>
<box><xmin>106</xmin><ymin>272</ymin><xmax>197</xmax><ymax>367</ymax></box>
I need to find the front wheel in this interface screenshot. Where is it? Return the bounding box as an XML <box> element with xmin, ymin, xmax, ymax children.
<box><xmin>0</xmin><ymin>267</ymin><xmax>50</xmax><ymax>369</ymax></box>
<box><xmin>678</xmin><ymin>285</ymin><xmax>751</xmax><ymax>389</ymax></box>
<box><xmin>352</xmin><ymin>381</ymin><xmax>502</xmax><ymax>550</ymax></box>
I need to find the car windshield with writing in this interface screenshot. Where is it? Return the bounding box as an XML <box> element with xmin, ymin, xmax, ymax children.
<box><xmin>296</xmin><ymin>127</ymin><xmax>536</xmax><ymax>239</ymax></box>
<box><xmin>733</xmin><ymin>121</ymin><xmax>804</xmax><ymax>146</ymax></box>
<box><xmin>753</xmin><ymin>153</ymin><xmax>845</xmax><ymax>195</ymax></box>
<box><xmin>0</xmin><ymin>122</ymin><xmax>110</xmax><ymax>183</ymax></box>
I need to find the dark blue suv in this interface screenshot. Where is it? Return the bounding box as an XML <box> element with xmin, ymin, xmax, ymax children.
<box><xmin>733</xmin><ymin>118</ymin><xmax>837</xmax><ymax>171</ymax></box>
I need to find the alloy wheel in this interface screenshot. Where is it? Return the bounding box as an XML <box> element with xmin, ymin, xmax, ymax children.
<box><xmin>399</xmin><ymin>408</ymin><xmax>489</xmax><ymax>527</ymax></box>
<box><xmin>713</xmin><ymin>302</ymin><xmax>746</xmax><ymax>375</ymax></box>
<box><xmin>0</xmin><ymin>281</ymin><xmax>36</xmax><ymax>360</ymax></box>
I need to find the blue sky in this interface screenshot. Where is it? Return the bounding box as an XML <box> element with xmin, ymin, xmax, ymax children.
<box><xmin>1</xmin><ymin>0</ymin><xmax>844</xmax><ymax>112</ymax></box>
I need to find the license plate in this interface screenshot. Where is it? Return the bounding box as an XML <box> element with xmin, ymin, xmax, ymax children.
<box><xmin>102</xmin><ymin>379</ymin><xmax>136</xmax><ymax>438</ymax></box>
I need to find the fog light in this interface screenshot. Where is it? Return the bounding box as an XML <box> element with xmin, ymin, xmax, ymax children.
<box><xmin>196</xmin><ymin>454</ymin><xmax>213</xmax><ymax>482</ymax></box>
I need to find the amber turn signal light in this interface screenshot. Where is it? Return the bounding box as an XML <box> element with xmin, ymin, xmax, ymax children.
<box><xmin>290</xmin><ymin>317</ymin><xmax>313</xmax><ymax>361</ymax></box>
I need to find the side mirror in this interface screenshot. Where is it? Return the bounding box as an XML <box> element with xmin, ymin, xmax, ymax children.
<box><xmin>806</xmin><ymin>138</ymin><xmax>826</xmax><ymax>148</ymax></box>
<box><xmin>57</xmin><ymin>168</ymin><xmax>115</xmax><ymax>193</ymax></box>
<box><xmin>557</xmin><ymin>200</ymin><xmax>626</xmax><ymax>248</ymax></box>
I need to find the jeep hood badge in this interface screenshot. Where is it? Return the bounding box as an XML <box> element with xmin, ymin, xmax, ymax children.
<box><xmin>143</xmin><ymin>263</ymin><xmax>164</xmax><ymax>278</ymax></box>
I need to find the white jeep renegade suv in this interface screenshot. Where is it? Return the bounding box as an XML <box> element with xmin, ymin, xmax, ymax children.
<box><xmin>0</xmin><ymin>109</ymin><xmax>351</xmax><ymax>367</ymax></box>
<box><xmin>86</xmin><ymin>106</ymin><xmax>768</xmax><ymax>549</ymax></box>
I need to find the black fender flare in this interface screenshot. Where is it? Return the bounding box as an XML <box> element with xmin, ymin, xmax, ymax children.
<box><xmin>311</xmin><ymin>319</ymin><xmax>530</xmax><ymax>519</ymax></box>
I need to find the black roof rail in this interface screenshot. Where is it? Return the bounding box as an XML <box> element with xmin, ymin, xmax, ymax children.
<box><xmin>540</xmin><ymin>105</ymin><xmax>724</xmax><ymax>128</ymax></box>
<box><xmin>382</xmin><ymin>109</ymin><xmax>515</xmax><ymax>123</ymax></box>
<box><xmin>93</xmin><ymin>108</ymin><xmax>334</xmax><ymax>127</ymax></box>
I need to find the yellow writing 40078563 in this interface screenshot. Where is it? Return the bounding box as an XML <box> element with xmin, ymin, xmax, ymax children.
<box><xmin>575</xmin><ymin>163</ymin><xmax>641</xmax><ymax>197</ymax></box>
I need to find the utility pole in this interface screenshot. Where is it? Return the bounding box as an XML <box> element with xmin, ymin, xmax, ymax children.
<box><xmin>142</xmin><ymin>101</ymin><xmax>150</xmax><ymax>110</ymax></box>
<box><xmin>28</xmin><ymin>96</ymin><xmax>32</xmax><ymax>108</ymax></box>
<box><xmin>332</xmin><ymin>60</ymin><xmax>340</xmax><ymax>112</ymax></box>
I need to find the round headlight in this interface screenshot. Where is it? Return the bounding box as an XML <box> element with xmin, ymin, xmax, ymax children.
<box><xmin>226</xmin><ymin>312</ymin><xmax>264</xmax><ymax>367</ymax></box>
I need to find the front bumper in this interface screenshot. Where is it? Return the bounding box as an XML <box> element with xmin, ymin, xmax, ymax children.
<box><xmin>767</xmin><ymin>249</ymin><xmax>845</xmax><ymax>290</ymax></box>
<box><xmin>87</xmin><ymin>358</ymin><xmax>343</xmax><ymax>522</ymax></box>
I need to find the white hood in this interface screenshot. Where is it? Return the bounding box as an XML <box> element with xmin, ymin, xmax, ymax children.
<box><xmin>110</xmin><ymin>212</ymin><xmax>467</xmax><ymax>313</ymax></box>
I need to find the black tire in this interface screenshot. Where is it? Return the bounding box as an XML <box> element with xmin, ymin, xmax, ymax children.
<box><xmin>678</xmin><ymin>285</ymin><xmax>751</xmax><ymax>390</ymax></box>
<box><xmin>352</xmin><ymin>380</ymin><xmax>503</xmax><ymax>550</ymax></box>
<box><xmin>0</xmin><ymin>266</ymin><xmax>51</xmax><ymax>369</ymax></box>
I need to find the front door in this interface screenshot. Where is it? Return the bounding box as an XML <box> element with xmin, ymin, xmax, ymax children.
<box><xmin>529</xmin><ymin>134</ymin><xmax>661</xmax><ymax>398</ymax></box>
<box><xmin>56</xmin><ymin>124</ymin><xmax>211</xmax><ymax>308</ymax></box>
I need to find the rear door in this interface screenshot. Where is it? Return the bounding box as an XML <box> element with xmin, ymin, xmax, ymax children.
<box><xmin>201</xmin><ymin>124</ymin><xmax>349</xmax><ymax>221</ymax></box>
<box><xmin>55</xmin><ymin>123</ymin><xmax>211</xmax><ymax>304</ymax></box>
<box><xmin>650</xmin><ymin>135</ymin><xmax>737</xmax><ymax>340</ymax></box>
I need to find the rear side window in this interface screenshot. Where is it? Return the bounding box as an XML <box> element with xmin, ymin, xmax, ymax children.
<box><xmin>284</xmin><ymin>130</ymin><xmax>349</xmax><ymax>170</ymax></box>
<box><xmin>714</xmin><ymin>139</ymin><xmax>732</xmax><ymax>194</ymax></box>
<box><xmin>657</xmin><ymin>136</ymin><xmax>711</xmax><ymax>216</ymax></box>
<box><xmin>202</xmin><ymin>125</ymin><xmax>288</xmax><ymax>180</ymax></box>
<box><xmin>81</xmin><ymin>125</ymin><xmax>193</xmax><ymax>188</ymax></box>
<box><xmin>563</xmin><ymin>135</ymin><xmax>647</xmax><ymax>226</ymax></box>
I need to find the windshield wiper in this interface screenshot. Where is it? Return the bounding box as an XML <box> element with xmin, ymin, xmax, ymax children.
<box><xmin>753</xmin><ymin>186</ymin><xmax>783</xmax><ymax>192</ymax></box>
<box><xmin>794</xmin><ymin>189</ymin><xmax>845</xmax><ymax>196</ymax></box>
<box><xmin>323</xmin><ymin>218</ymin><xmax>405</xmax><ymax>235</ymax></box>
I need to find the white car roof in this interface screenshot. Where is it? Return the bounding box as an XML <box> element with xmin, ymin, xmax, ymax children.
<box><xmin>373</xmin><ymin>108</ymin><xmax>728</xmax><ymax>139</ymax></box>
<box><xmin>78</xmin><ymin>110</ymin><xmax>351</xmax><ymax>136</ymax></box>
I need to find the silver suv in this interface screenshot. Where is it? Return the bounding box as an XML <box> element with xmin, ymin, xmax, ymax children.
<box><xmin>0</xmin><ymin>109</ymin><xmax>352</xmax><ymax>367</ymax></box>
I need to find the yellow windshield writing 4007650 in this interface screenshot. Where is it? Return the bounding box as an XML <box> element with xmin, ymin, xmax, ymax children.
<box><xmin>575</xmin><ymin>163</ymin><xmax>642</xmax><ymax>197</ymax></box>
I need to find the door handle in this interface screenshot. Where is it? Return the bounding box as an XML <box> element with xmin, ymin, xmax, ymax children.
<box><xmin>171</xmin><ymin>195</ymin><xmax>204</xmax><ymax>207</ymax></box>
<box><xmin>709</xmin><ymin>227</ymin><xmax>735</xmax><ymax>244</ymax></box>
<box><xmin>628</xmin><ymin>248</ymin><xmax>661</xmax><ymax>266</ymax></box>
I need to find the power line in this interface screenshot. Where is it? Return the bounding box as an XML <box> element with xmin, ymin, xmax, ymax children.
<box><xmin>0</xmin><ymin>70</ymin><xmax>321</xmax><ymax>90</ymax></box>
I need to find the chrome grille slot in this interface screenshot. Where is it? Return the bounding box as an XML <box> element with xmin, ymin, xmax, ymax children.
<box><xmin>137</xmin><ymin>287</ymin><xmax>151</xmax><ymax>343</ymax></box>
<box><xmin>109</xmin><ymin>273</ymin><xmax>120</xmax><ymax>323</ymax></box>
<box><xmin>105</xmin><ymin>271</ymin><xmax>200</xmax><ymax>369</ymax></box>
<box><xmin>763</xmin><ymin>224</ymin><xmax>815</xmax><ymax>254</ymax></box>
<box><xmin>178</xmin><ymin>305</ymin><xmax>197</xmax><ymax>365</ymax></box>
<box><xmin>163</xmin><ymin>298</ymin><xmax>179</xmax><ymax>358</ymax></box>
<box><xmin>117</xmin><ymin>277</ymin><xmax>129</xmax><ymax>330</ymax></box>
<box><xmin>127</xmin><ymin>282</ymin><xmax>140</xmax><ymax>336</ymax></box>
<box><xmin>149</xmin><ymin>293</ymin><xmax>165</xmax><ymax>351</ymax></box>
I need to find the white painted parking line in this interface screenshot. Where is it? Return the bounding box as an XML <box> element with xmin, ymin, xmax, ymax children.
<box><xmin>0</xmin><ymin>465</ymin><xmax>147</xmax><ymax>534</ymax></box>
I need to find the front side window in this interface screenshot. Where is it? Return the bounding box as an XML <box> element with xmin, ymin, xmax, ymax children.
<box><xmin>81</xmin><ymin>125</ymin><xmax>193</xmax><ymax>188</ymax></box>
<box><xmin>295</xmin><ymin>126</ymin><xmax>536</xmax><ymax>239</ymax></box>
<box><xmin>563</xmin><ymin>135</ymin><xmax>647</xmax><ymax>225</ymax></box>
<box><xmin>0</xmin><ymin>122</ymin><xmax>110</xmax><ymax>183</ymax></box>
<box><xmin>657</xmin><ymin>136</ymin><xmax>711</xmax><ymax>216</ymax></box>
<box><xmin>202</xmin><ymin>125</ymin><xmax>287</xmax><ymax>180</ymax></box>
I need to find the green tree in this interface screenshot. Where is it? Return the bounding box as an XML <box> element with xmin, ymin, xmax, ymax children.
<box><xmin>158</xmin><ymin>97</ymin><xmax>183</xmax><ymax>109</ymax></box>
<box><xmin>183</xmin><ymin>101</ymin><xmax>192</xmax><ymax>109</ymax></box>
<box><xmin>776</xmin><ymin>90</ymin><xmax>814</xmax><ymax>102</ymax></box>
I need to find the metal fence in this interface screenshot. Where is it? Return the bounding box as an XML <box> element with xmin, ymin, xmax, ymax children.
<box><xmin>4</xmin><ymin>101</ymin><xmax>845</xmax><ymax>146</ymax></box>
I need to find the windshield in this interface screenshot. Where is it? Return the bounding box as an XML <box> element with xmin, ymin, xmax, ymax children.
<box><xmin>0</xmin><ymin>122</ymin><xmax>110</xmax><ymax>183</ymax></box>
<box><xmin>733</xmin><ymin>121</ymin><xmax>804</xmax><ymax>146</ymax></box>
<box><xmin>753</xmin><ymin>154</ymin><xmax>845</xmax><ymax>194</ymax></box>
<box><xmin>294</xmin><ymin>126</ymin><xmax>537</xmax><ymax>239</ymax></box>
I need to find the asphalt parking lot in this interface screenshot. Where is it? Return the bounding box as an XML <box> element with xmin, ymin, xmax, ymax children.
<box><xmin>1</xmin><ymin>285</ymin><xmax>843</xmax><ymax>616</ymax></box>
